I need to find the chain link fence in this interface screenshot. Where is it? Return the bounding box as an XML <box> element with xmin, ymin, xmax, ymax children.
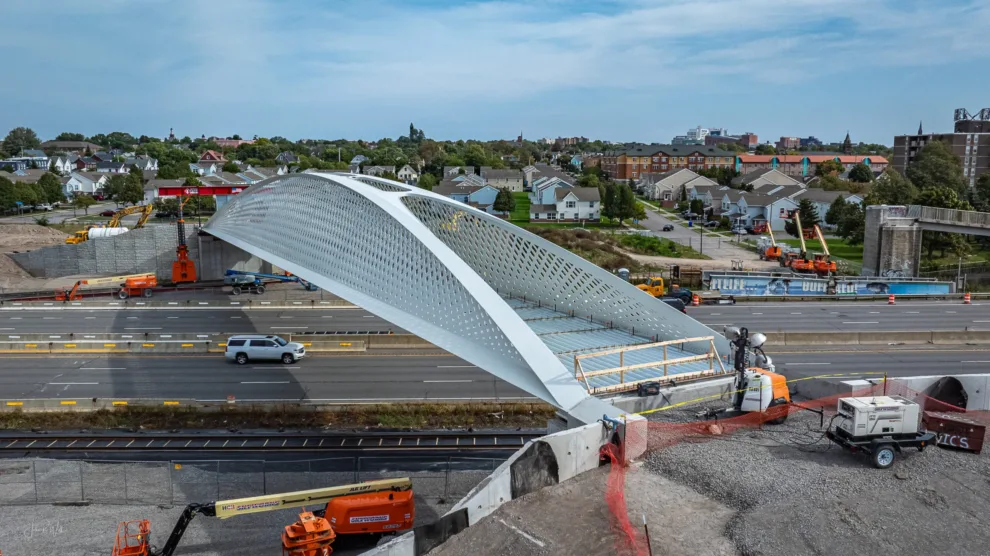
<box><xmin>0</xmin><ymin>456</ymin><xmax>499</xmax><ymax>506</ymax></box>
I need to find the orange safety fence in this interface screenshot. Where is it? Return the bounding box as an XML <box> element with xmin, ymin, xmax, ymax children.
<box><xmin>603</xmin><ymin>379</ymin><xmax>988</xmax><ymax>556</ymax></box>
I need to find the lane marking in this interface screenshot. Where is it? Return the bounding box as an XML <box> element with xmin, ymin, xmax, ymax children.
<box><xmin>270</xmin><ymin>326</ymin><xmax>306</xmax><ymax>329</ymax></box>
<box><xmin>49</xmin><ymin>382</ymin><xmax>98</xmax><ymax>385</ymax></box>
<box><xmin>869</xmin><ymin>312</ymin><xmax>880</xmax><ymax>314</ymax></box>
<box><xmin>251</xmin><ymin>366</ymin><xmax>300</xmax><ymax>369</ymax></box>
<box><xmin>946</xmin><ymin>311</ymin><xmax>957</xmax><ymax>314</ymax></box>
<box><xmin>752</xmin><ymin>313</ymin><xmax>763</xmax><ymax>315</ymax></box>
<box><xmin>230</xmin><ymin>317</ymin><xmax>241</xmax><ymax>319</ymax></box>
<box><xmin>842</xmin><ymin>321</ymin><xmax>879</xmax><ymax>324</ymax></box>
<box><xmin>167</xmin><ymin>317</ymin><xmax>179</xmax><ymax>319</ymax></box>
<box><xmin>781</xmin><ymin>362</ymin><xmax>831</xmax><ymax>366</ymax></box>
<box><xmin>79</xmin><ymin>367</ymin><xmax>126</xmax><ymax>370</ymax></box>
<box><xmin>0</xmin><ymin>328</ymin><xmax>13</xmax><ymax>330</ymax></box>
<box><xmin>85</xmin><ymin>317</ymin><xmax>96</xmax><ymax>320</ymax></box>
<box><xmin>424</xmin><ymin>380</ymin><xmax>473</xmax><ymax>383</ymax></box>
<box><xmin>124</xmin><ymin>327</ymin><xmax>162</xmax><ymax>330</ymax></box>
<box><xmin>709</xmin><ymin>313</ymin><xmax>721</xmax><ymax>316</ymax></box>
<box><xmin>497</xmin><ymin>518</ymin><xmax>545</xmax><ymax>548</ymax></box>
<box><xmin>127</xmin><ymin>317</ymin><xmax>138</xmax><ymax>319</ymax></box>
<box><xmin>42</xmin><ymin>317</ymin><xmax>60</xmax><ymax>320</ymax></box>
<box><xmin>240</xmin><ymin>381</ymin><xmax>290</xmax><ymax>384</ymax></box>
<box><xmin>961</xmin><ymin>361</ymin><xmax>990</xmax><ymax>363</ymax></box>
<box><xmin>905</xmin><ymin>311</ymin><xmax>920</xmax><ymax>314</ymax></box>
<box><xmin>438</xmin><ymin>365</ymin><xmax>477</xmax><ymax>368</ymax></box>
<box><xmin>790</xmin><ymin>312</ymin><xmax>802</xmax><ymax>315</ymax></box>
<box><xmin>973</xmin><ymin>320</ymin><xmax>990</xmax><ymax>323</ymax></box>
<box><xmin>362</xmin><ymin>315</ymin><xmax>375</xmax><ymax>318</ymax></box>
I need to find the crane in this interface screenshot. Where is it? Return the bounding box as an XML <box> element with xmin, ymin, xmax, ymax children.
<box><xmin>812</xmin><ymin>224</ymin><xmax>837</xmax><ymax>276</ymax></box>
<box><xmin>64</xmin><ymin>204</ymin><xmax>154</xmax><ymax>244</ymax></box>
<box><xmin>111</xmin><ymin>478</ymin><xmax>414</xmax><ymax>556</ymax></box>
<box><xmin>171</xmin><ymin>196</ymin><xmax>197</xmax><ymax>284</ymax></box>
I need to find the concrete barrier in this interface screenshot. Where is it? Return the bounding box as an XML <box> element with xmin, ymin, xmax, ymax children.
<box><xmin>783</xmin><ymin>331</ymin><xmax>860</xmax><ymax>346</ymax></box>
<box><xmin>932</xmin><ymin>330</ymin><xmax>990</xmax><ymax>345</ymax></box>
<box><xmin>0</xmin><ymin>299</ymin><xmax>357</xmax><ymax>310</ymax></box>
<box><xmin>857</xmin><ymin>331</ymin><xmax>933</xmax><ymax>345</ymax></box>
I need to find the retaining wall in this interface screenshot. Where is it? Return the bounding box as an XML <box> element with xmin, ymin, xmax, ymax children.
<box><xmin>8</xmin><ymin>226</ymin><xmax>268</xmax><ymax>282</ymax></box>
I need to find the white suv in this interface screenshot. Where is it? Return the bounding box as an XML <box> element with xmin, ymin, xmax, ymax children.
<box><xmin>224</xmin><ymin>335</ymin><xmax>306</xmax><ymax>365</ymax></box>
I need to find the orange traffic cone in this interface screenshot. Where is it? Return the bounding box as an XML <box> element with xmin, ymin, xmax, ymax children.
<box><xmin>888</xmin><ymin>294</ymin><xmax>895</xmax><ymax>305</ymax></box>
<box><xmin>691</xmin><ymin>294</ymin><xmax>700</xmax><ymax>307</ymax></box>
<box><xmin>964</xmin><ymin>292</ymin><xmax>972</xmax><ymax>304</ymax></box>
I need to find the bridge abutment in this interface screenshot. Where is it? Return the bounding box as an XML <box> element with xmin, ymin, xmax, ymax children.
<box><xmin>863</xmin><ymin>205</ymin><xmax>923</xmax><ymax>278</ymax></box>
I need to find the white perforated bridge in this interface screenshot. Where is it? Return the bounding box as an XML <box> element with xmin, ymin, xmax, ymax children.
<box><xmin>204</xmin><ymin>173</ymin><xmax>727</xmax><ymax>421</ymax></box>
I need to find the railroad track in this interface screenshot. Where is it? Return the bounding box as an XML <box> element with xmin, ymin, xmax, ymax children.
<box><xmin>0</xmin><ymin>431</ymin><xmax>544</xmax><ymax>453</ymax></box>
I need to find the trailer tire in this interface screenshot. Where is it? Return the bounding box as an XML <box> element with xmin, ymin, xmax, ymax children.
<box><xmin>117</xmin><ymin>289</ymin><xmax>128</xmax><ymax>299</ymax></box>
<box><xmin>872</xmin><ymin>444</ymin><xmax>896</xmax><ymax>469</ymax></box>
<box><xmin>142</xmin><ymin>288</ymin><xmax>153</xmax><ymax>298</ymax></box>
<box><xmin>255</xmin><ymin>285</ymin><xmax>266</xmax><ymax>295</ymax></box>
<box><xmin>232</xmin><ymin>286</ymin><xmax>242</xmax><ymax>295</ymax></box>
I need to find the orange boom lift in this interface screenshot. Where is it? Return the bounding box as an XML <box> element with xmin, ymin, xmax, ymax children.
<box><xmin>111</xmin><ymin>478</ymin><xmax>414</xmax><ymax>556</ymax></box>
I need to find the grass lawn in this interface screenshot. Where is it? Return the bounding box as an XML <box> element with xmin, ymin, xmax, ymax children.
<box><xmin>616</xmin><ymin>233</ymin><xmax>710</xmax><ymax>260</ymax></box>
<box><xmin>510</xmin><ymin>192</ymin><xmax>530</xmax><ymax>222</ymax></box>
<box><xmin>781</xmin><ymin>238</ymin><xmax>863</xmax><ymax>262</ymax></box>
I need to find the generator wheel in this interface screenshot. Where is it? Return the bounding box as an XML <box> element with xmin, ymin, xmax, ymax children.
<box><xmin>872</xmin><ymin>444</ymin><xmax>896</xmax><ymax>469</ymax></box>
<box><xmin>765</xmin><ymin>397</ymin><xmax>788</xmax><ymax>425</ymax></box>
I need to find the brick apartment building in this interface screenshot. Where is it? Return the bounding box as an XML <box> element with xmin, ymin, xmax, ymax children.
<box><xmin>735</xmin><ymin>154</ymin><xmax>888</xmax><ymax>178</ymax></box>
<box><xmin>602</xmin><ymin>144</ymin><xmax>735</xmax><ymax>181</ymax></box>
<box><xmin>893</xmin><ymin>109</ymin><xmax>990</xmax><ymax>188</ymax></box>
<box><xmin>775</xmin><ymin>136</ymin><xmax>801</xmax><ymax>152</ymax></box>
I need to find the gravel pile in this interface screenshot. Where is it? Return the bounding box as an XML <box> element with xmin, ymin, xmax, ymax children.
<box><xmin>645</xmin><ymin>409</ymin><xmax>990</xmax><ymax>555</ymax></box>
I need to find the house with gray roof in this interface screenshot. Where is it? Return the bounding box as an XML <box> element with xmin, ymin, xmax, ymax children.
<box><xmin>482</xmin><ymin>168</ymin><xmax>524</xmax><ymax>192</ymax></box>
<box><xmin>531</xmin><ymin>187</ymin><xmax>600</xmax><ymax>222</ymax></box>
<box><xmin>363</xmin><ymin>165</ymin><xmax>395</xmax><ymax>177</ymax></box>
<box><xmin>638</xmin><ymin>169</ymin><xmax>717</xmax><ymax>201</ymax></box>
<box><xmin>732</xmin><ymin>168</ymin><xmax>802</xmax><ymax>189</ymax></box>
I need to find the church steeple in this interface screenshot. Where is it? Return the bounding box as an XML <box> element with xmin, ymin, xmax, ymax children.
<box><xmin>917</xmin><ymin>121</ymin><xmax>924</xmax><ymax>135</ymax></box>
<box><xmin>841</xmin><ymin>131</ymin><xmax>852</xmax><ymax>155</ymax></box>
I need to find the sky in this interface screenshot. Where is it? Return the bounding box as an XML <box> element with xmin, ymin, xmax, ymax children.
<box><xmin>2</xmin><ymin>0</ymin><xmax>989</xmax><ymax>145</ymax></box>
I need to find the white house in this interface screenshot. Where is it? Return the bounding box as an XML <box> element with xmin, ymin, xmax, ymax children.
<box><xmin>640</xmin><ymin>169</ymin><xmax>717</xmax><ymax>201</ymax></box>
<box><xmin>65</xmin><ymin>171</ymin><xmax>108</xmax><ymax>197</ymax></box>
<box><xmin>125</xmin><ymin>157</ymin><xmax>159</xmax><ymax>172</ymax></box>
<box><xmin>95</xmin><ymin>161</ymin><xmax>127</xmax><ymax>173</ymax></box>
<box><xmin>51</xmin><ymin>156</ymin><xmax>74</xmax><ymax>175</ymax></box>
<box><xmin>482</xmin><ymin>169</ymin><xmax>524</xmax><ymax>192</ymax></box>
<box><xmin>363</xmin><ymin>165</ymin><xmax>395</xmax><ymax>177</ymax></box>
<box><xmin>530</xmin><ymin>187</ymin><xmax>601</xmax><ymax>222</ymax></box>
<box><xmin>792</xmin><ymin>188</ymin><xmax>863</xmax><ymax>222</ymax></box>
<box><xmin>397</xmin><ymin>164</ymin><xmax>419</xmax><ymax>183</ymax></box>
<box><xmin>529</xmin><ymin>177</ymin><xmax>571</xmax><ymax>205</ymax></box>
<box><xmin>443</xmin><ymin>165</ymin><xmax>473</xmax><ymax>177</ymax></box>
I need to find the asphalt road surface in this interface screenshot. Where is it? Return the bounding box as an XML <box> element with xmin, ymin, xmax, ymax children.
<box><xmin>770</xmin><ymin>348</ymin><xmax>990</xmax><ymax>381</ymax></box>
<box><xmin>2</xmin><ymin>301</ymin><xmax>987</xmax><ymax>334</ymax></box>
<box><xmin>0</xmin><ymin>308</ymin><xmax>401</xmax><ymax>334</ymax></box>
<box><xmin>689</xmin><ymin>300</ymin><xmax>990</xmax><ymax>332</ymax></box>
<box><xmin>0</xmin><ymin>354</ymin><xmax>531</xmax><ymax>402</ymax></box>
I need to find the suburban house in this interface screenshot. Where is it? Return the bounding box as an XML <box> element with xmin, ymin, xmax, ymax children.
<box><xmin>0</xmin><ymin>160</ymin><xmax>28</xmax><ymax>172</ymax></box>
<box><xmin>363</xmin><ymin>165</ymin><xmax>395</xmax><ymax>177</ymax></box>
<box><xmin>792</xmin><ymin>188</ymin><xmax>863</xmax><ymax>221</ymax></box>
<box><xmin>530</xmin><ymin>187</ymin><xmax>601</xmax><ymax>222</ymax></box>
<box><xmin>143</xmin><ymin>178</ymin><xmax>185</xmax><ymax>203</ymax></box>
<box><xmin>529</xmin><ymin>163</ymin><xmax>574</xmax><ymax>188</ymax></box>
<box><xmin>125</xmin><ymin>157</ymin><xmax>158</xmax><ymax>172</ymax></box>
<box><xmin>350</xmin><ymin>155</ymin><xmax>369</xmax><ymax>166</ymax></box>
<box><xmin>200</xmin><ymin>150</ymin><xmax>226</xmax><ymax>162</ymax></box>
<box><xmin>65</xmin><ymin>171</ymin><xmax>108</xmax><ymax>196</ymax></box>
<box><xmin>731</xmin><ymin>168</ymin><xmax>802</xmax><ymax>189</ymax></box>
<box><xmin>397</xmin><ymin>164</ymin><xmax>419</xmax><ymax>183</ymax></box>
<box><xmin>91</xmin><ymin>152</ymin><xmax>114</xmax><ymax>162</ymax></box>
<box><xmin>529</xmin><ymin>178</ymin><xmax>572</xmax><ymax>205</ymax></box>
<box><xmin>442</xmin><ymin>173</ymin><xmax>486</xmax><ymax>188</ymax></box>
<box><xmin>434</xmin><ymin>184</ymin><xmax>501</xmax><ymax>214</ymax></box>
<box><xmin>242</xmin><ymin>166</ymin><xmax>287</xmax><ymax>180</ymax></box>
<box><xmin>73</xmin><ymin>157</ymin><xmax>98</xmax><ymax>171</ymax></box>
<box><xmin>717</xmin><ymin>191</ymin><xmax>800</xmax><ymax>230</ymax></box>
<box><xmin>9</xmin><ymin>149</ymin><xmax>50</xmax><ymax>169</ymax></box>
<box><xmin>639</xmin><ymin>169</ymin><xmax>716</xmax><ymax>202</ymax></box>
<box><xmin>443</xmin><ymin>166</ymin><xmax>473</xmax><ymax>177</ymax></box>
<box><xmin>192</xmin><ymin>162</ymin><xmax>220</xmax><ymax>176</ymax></box>
<box><xmin>95</xmin><ymin>161</ymin><xmax>127</xmax><ymax>173</ymax></box>
<box><xmin>51</xmin><ymin>155</ymin><xmax>74</xmax><ymax>175</ymax></box>
<box><xmin>688</xmin><ymin>184</ymin><xmax>725</xmax><ymax>207</ymax></box>
<box><xmin>6</xmin><ymin>169</ymin><xmax>47</xmax><ymax>184</ymax></box>
<box><xmin>482</xmin><ymin>169</ymin><xmax>524</xmax><ymax>192</ymax></box>
<box><xmin>276</xmin><ymin>151</ymin><xmax>299</xmax><ymax>164</ymax></box>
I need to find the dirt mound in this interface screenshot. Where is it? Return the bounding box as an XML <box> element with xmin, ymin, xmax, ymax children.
<box><xmin>0</xmin><ymin>224</ymin><xmax>68</xmax><ymax>250</ymax></box>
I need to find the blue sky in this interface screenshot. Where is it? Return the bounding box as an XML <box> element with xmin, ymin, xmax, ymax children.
<box><xmin>2</xmin><ymin>0</ymin><xmax>989</xmax><ymax>145</ymax></box>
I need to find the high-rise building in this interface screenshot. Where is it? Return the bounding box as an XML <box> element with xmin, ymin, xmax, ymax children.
<box><xmin>892</xmin><ymin>108</ymin><xmax>990</xmax><ymax>188</ymax></box>
<box><xmin>775</xmin><ymin>137</ymin><xmax>801</xmax><ymax>152</ymax></box>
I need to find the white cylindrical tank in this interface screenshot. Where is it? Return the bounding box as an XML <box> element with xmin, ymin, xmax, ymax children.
<box><xmin>88</xmin><ymin>227</ymin><xmax>129</xmax><ymax>239</ymax></box>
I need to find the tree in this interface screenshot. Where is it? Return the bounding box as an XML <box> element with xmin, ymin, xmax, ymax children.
<box><xmin>754</xmin><ymin>144</ymin><xmax>776</xmax><ymax>155</ymax></box>
<box><xmin>816</xmin><ymin>159</ymin><xmax>844</xmax><ymax>176</ymax></box>
<box><xmin>493</xmin><ymin>188</ymin><xmax>516</xmax><ymax>214</ymax></box>
<box><xmin>600</xmin><ymin>181</ymin><xmax>619</xmax><ymax>222</ymax></box>
<box><xmin>848</xmin><ymin>163</ymin><xmax>873</xmax><ymax>183</ymax></box>
<box><xmin>824</xmin><ymin>196</ymin><xmax>850</xmax><ymax>226</ymax></box>
<box><xmin>617</xmin><ymin>182</ymin><xmax>637</xmax><ymax>222</ymax></box>
<box><xmin>55</xmin><ymin>132</ymin><xmax>85</xmax><ymax>141</ymax></box>
<box><xmin>906</xmin><ymin>140</ymin><xmax>967</xmax><ymax>195</ymax></box>
<box><xmin>73</xmin><ymin>195</ymin><xmax>96</xmax><ymax>215</ymax></box>
<box><xmin>689</xmin><ymin>198</ymin><xmax>704</xmax><ymax>217</ymax></box>
<box><xmin>38</xmin><ymin>172</ymin><xmax>64</xmax><ymax>204</ymax></box>
<box><xmin>837</xmin><ymin>203</ymin><xmax>865</xmax><ymax>245</ymax></box>
<box><xmin>13</xmin><ymin>183</ymin><xmax>40</xmax><ymax>207</ymax></box>
<box><xmin>785</xmin><ymin>199</ymin><xmax>820</xmax><ymax>238</ymax></box>
<box><xmin>380</xmin><ymin>171</ymin><xmax>399</xmax><ymax>181</ymax></box>
<box><xmin>698</xmin><ymin>167</ymin><xmax>740</xmax><ymax>187</ymax></box>
<box><xmin>0</xmin><ymin>175</ymin><xmax>15</xmax><ymax>211</ymax></box>
<box><xmin>2</xmin><ymin>127</ymin><xmax>41</xmax><ymax>157</ymax></box>
<box><xmin>973</xmin><ymin>172</ymin><xmax>990</xmax><ymax>211</ymax></box>
<box><xmin>120</xmin><ymin>172</ymin><xmax>144</xmax><ymax>205</ymax></box>
<box><xmin>577</xmin><ymin>173</ymin><xmax>600</xmax><ymax>189</ymax></box>
<box><xmin>870</xmin><ymin>169</ymin><xmax>918</xmax><ymax>205</ymax></box>
<box><xmin>153</xmin><ymin>197</ymin><xmax>180</xmax><ymax>216</ymax></box>
<box><xmin>104</xmin><ymin>175</ymin><xmax>126</xmax><ymax>205</ymax></box>
<box><xmin>417</xmin><ymin>173</ymin><xmax>437</xmax><ymax>190</ymax></box>
<box><xmin>221</xmin><ymin>161</ymin><xmax>241</xmax><ymax>174</ymax></box>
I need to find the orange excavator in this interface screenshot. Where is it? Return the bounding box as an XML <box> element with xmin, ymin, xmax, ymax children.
<box><xmin>812</xmin><ymin>224</ymin><xmax>837</xmax><ymax>276</ymax></box>
<box><xmin>171</xmin><ymin>196</ymin><xmax>197</xmax><ymax>284</ymax></box>
<box><xmin>112</xmin><ymin>478</ymin><xmax>414</xmax><ymax>556</ymax></box>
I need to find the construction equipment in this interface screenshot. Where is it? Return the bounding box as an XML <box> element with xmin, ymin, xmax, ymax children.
<box><xmin>224</xmin><ymin>269</ymin><xmax>319</xmax><ymax>295</ymax></box>
<box><xmin>55</xmin><ymin>273</ymin><xmax>157</xmax><ymax>302</ymax></box>
<box><xmin>782</xmin><ymin>210</ymin><xmax>815</xmax><ymax>273</ymax></box>
<box><xmin>636</xmin><ymin>276</ymin><xmax>666</xmax><ymax>297</ymax></box>
<box><xmin>812</xmin><ymin>224</ymin><xmax>837</xmax><ymax>276</ymax></box>
<box><xmin>758</xmin><ymin>225</ymin><xmax>782</xmax><ymax>261</ymax></box>
<box><xmin>64</xmin><ymin>204</ymin><xmax>154</xmax><ymax>244</ymax></box>
<box><xmin>702</xmin><ymin>326</ymin><xmax>789</xmax><ymax>424</ymax></box>
<box><xmin>826</xmin><ymin>396</ymin><xmax>936</xmax><ymax>468</ymax></box>
<box><xmin>111</xmin><ymin>478</ymin><xmax>414</xmax><ymax>556</ymax></box>
<box><xmin>171</xmin><ymin>196</ymin><xmax>197</xmax><ymax>284</ymax></box>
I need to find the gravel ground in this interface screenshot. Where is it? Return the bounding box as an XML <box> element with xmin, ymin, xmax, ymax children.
<box><xmin>646</xmin><ymin>407</ymin><xmax>990</xmax><ymax>556</ymax></box>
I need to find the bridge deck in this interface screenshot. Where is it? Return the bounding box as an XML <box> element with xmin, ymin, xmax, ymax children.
<box><xmin>504</xmin><ymin>297</ymin><xmax>716</xmax><ymax>392</ymax></box>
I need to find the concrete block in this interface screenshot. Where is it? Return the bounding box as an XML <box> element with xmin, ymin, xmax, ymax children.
<box><xmin>785</xmin><ymin>332</ymin><xmax>859</xmax><ymax>346</ymax></box>
<box><xmin>932</xmin><ymin>330</ymin><xmax>990</xmax><ymax>344</ymax></box>
<box><xmin>360</xmin><ymin>531</ymin><xmax>415</xmax><ymax>556</ymax></box>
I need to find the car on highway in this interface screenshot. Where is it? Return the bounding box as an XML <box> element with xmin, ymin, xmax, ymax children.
<box><xmin>661</xmin><ymin>224</ymin><xmax>674</xmax><ymax>232</ymax></box>
<box><xmin>225</xmin><ymin>334</ymin><xmax>306</xmax><ymax>365</ymax></box>
<box><xmin>661</xmin><ymin>297</ymin><xmax>687</xmax><ymax>313</ymax></box>
<box><xmin>99</xmin><ymin>209</ymin><xmax>116</xmax><ymax>217</ymax></box>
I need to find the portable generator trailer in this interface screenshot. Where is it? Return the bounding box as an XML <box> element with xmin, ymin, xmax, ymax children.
<box><xmin>825</xmin><ymin>395</ymin><xmax>936</xmax><ymax>469</ymax></box>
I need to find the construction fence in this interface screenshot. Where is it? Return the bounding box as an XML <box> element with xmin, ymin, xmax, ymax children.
<box><xmin>0</xmin><ymin>456</ymin><xmax>500</xmax><ymax>507</ymax></box>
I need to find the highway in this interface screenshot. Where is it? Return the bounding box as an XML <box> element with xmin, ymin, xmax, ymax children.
<box><xmin>0</xmin><ymin>354</ymin><xmax>531</xmax><ymax>402</ymax></box>
<box><xmin>1</xmin><ymin>349</ymin><xmax>988</xmax><ymax>402</ymax></box>
<box><xmin>2</xmin><ymin>301</ymin><xmax>988</xmax><ymax>334</ymax></box>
